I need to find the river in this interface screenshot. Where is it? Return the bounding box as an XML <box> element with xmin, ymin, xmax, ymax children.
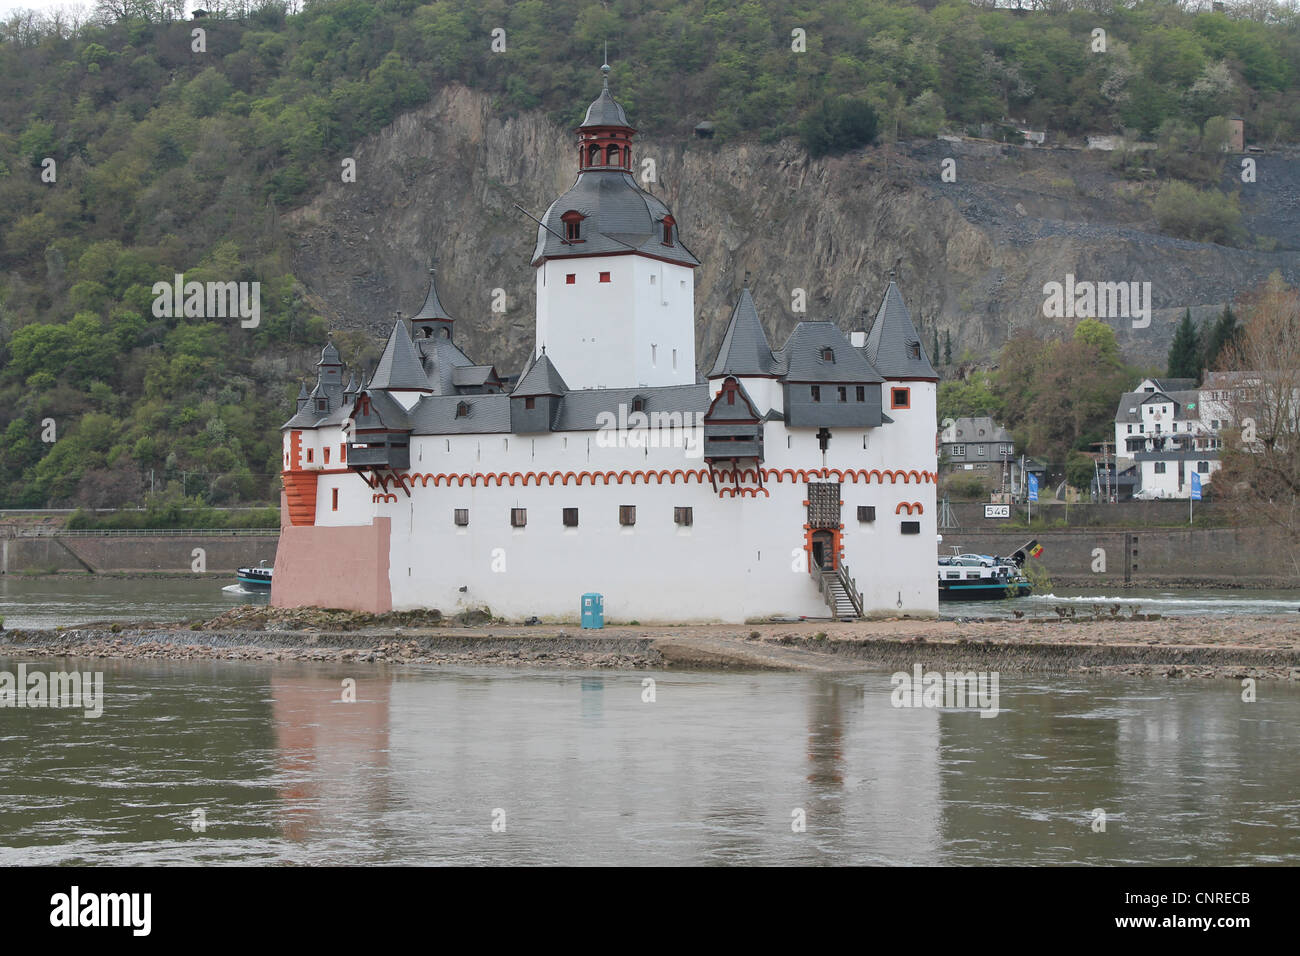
<box><xmin>0</xmin><ymin>660</ymin><xmax>1296</xmax><ymax>865</ymax></box>
<box><xmin>1</xmin><ymin>575</ymin><xmax>1296</xmax><ymax>628</ymax></box>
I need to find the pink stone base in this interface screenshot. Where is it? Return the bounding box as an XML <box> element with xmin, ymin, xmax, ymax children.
<box><xmin>272</xmin><ymin>494</ymin><xmax>392</xmax><ymax>612</ymax></box>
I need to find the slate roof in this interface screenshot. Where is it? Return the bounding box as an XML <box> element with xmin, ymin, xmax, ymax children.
<box><xmin>552</xmin><ymin>384</ymin><xmax>709</xmax><ymax>431</ymax></box>
<box><xmin>1114</xmin><ymin>390</ymin><xmax>1200</xmax><ymax>423</ymax></box>
<box><xmin>371</xmin><ymin>319</ymin><xmax>431</xmax><ymax>391</ymax></box>
<box><xmin>774</xmin><ymin>322</ymin><xmax>884</xmax><ymax>384</ymax></box>
<box><xmin>451</xmin><ymin>365</ymin><xmax>499</xmax><ymax>389</ymax></box>
<box><xmin>581</xmin><ymin>71</ymin><xmax>630</xmax><ymax>128</ymax></box>
<box><xmin>416</xmin><ymin>333</ymin><xmax>480</xmax><ymax>394</ymax></box>
<box><xmin>319</xmin><ymin>341</ymin><xmax>341</xmax><ymax>365</ymax></box>
<box><xmin>411</xmin><ymin>268</ymin><xmax>454</xmax><ymax>322</ymax></box>
<box><xmin>864</xmin><ymin>279</ymin><xmax>937</xmax><ymax>380</ymax></box>
<box><xmin>513</xmin><ymin>353</ymin><xmax>569</xmax><ymax>396</ymax></box>
<box><xmin>941</xmin><ymin>416</ymin><xmax>1012</xmax><ymax>445</ymax></box>
<box><xmin>709</xmin><ymin>288</ymin><xmax>778</xmax><ymax>377</ymax></box>
<box><xmin>531</xmin><ymin>172</ymin><xmax>700</xmax><ymax>267</ymax></box>
<box><xmin>407</xmin><ymin>393</ymin><xmax>511</xmax><ymax>434</ymax></box>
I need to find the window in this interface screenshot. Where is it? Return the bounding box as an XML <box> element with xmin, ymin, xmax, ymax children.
<box><xmin>977</xmin><ymin>445</ymin><xmax>986</xmax><ymax>456</ymax></box>
<box><xmin>454</xmin><ymin>508</ymin><xmax>469</xmax><ymax>527</ymax></box>
<box><xmin>632</xmin><ymin>396</ymin><xmax>645</xmax><ymax>413</ymax></box>
<box><xmin>599</xmin><ymin>271</ymin><xmax>611</xmax><ymax>283</ymax></box>
<box><xmin>619</xmin><ymin>505</ymin><xmax>636</xmax><ymax>526</ymax></box>
<box><xmin>857</xmin><ymin>506</ymin><xmax>876</xmax><ymax>522</ymax></box>
<box><xmin>907</xmin><ymin>341</ymin><xmax>921</xmax><ymax>360</ymax></box>
<box><xmin>456</xmin><ymin>401</ymin><xmax>471</xmax><ymax>418</ymax></box>
<box><xmin>563</xmin><ymin>508</ymin><xmax>579</xmax><ymax>527</ymax></box>
<box><xmin>306</xmin><ymin>449</ymin><xmax>313</xmax><ymax>463</ymax></box>
<box><xmin>662</xmin><ymin>216</ymin><xmax>675</xmax><ymax>246</ymax></box>
<box><xmin>566</xmin><ymin>274</ymin><xmax>576</xmax><ymax>284</ymax></box>
<box><xmin>901</xmin><ymin>521</ymin><xmax>920</xmax><ymax>534</ymax></box>
<box><xmin>511</xmin><ymin>508</ymin><xmax>527</xmax><ymax>528</ymax></box>
<box><xmin>561</xmin><ymin>210</ymin><xmax>584</xmax><ymax>242</ymax></box>
<box><xmin>340</xmin><ymin>443</ymin><xmax>347</xmax><ymax>463</ymax></box>
<box><xmin>951</xmin><ymin>444</ymin><xmax>965</xmax><ymax>457</ymax></box>
<box><xmin>316</xmin><ymin>398</ymin><xmax>327</xmax><ymax>412</ymax></box>
<box><xmin>837</xmin><ymin>386</ymin><xmax>847</xmax><ymax>402</ymax></box>
<box><xmin>856</xmin><ymin>386</ymin><xmax>865</xmax><ymax>402</ymax></box>
<box><xmin>525</xmin><ymin>396</ymin><xmax>536</xmax><ymax>410</ymax></box>
<box><xmin>324</xmin><ymin>447</ymin><xmax>330</xmax><ymax>464</ymax></box>
<box><xmin>891</xmin><ymin>387</ymin><xmax>910</xmax><ymax>409</ymax></box>
<box><xmin>1127</xmin><ymin>424</ymin><xmax>1133</xmax><ymax>433</ymax></box>
<box><xmin>821</xmin><ymin>347</ymin><xmax>835</xmax><ymax>362</ymax></box>
<box><xmin>606</xmin><ymin>144</ymin><xmax>620</xmax><ymax>165</ymax></box>
<box><xmin>674</xmin><ymin>507</ymin><xmax>693</xmax><ymax>526</ymax></box>
<box><xmin>1154</xmin><ymin>462</ymin><xmax>1167</xmax><ymax>474</ymax></box>
<box><xmin>1197</xmin><ymin>461</ymin><xmax>1210</xmax><ymax>473</ymax></box>
<box><xmin>332</xmin><ymin>488</ymin><xmax>338</xmax><ymax>511</ymax></box>
<box><xmin>811</xmin><ymin>386</ymin><xmax>821</xmax><ymax>402</ymax></box>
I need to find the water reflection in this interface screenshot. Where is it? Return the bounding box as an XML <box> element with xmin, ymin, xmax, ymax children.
<box><xmin>0</xmin><ymin>658</ymin><xmax>1297</xmax><ymax>865</ymax></box>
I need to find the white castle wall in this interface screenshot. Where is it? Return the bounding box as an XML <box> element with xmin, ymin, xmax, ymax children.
<box><xmin>288</xmin><ymin>379</ymin><xmax>938</xmax><ymax>623</ymax></box>
<box><xmin>535</xmin><ymin>254</ymin><xmax>696</xmax><ymax>390</ymax></box>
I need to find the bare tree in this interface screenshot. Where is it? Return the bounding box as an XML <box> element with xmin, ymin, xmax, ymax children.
<box><xmin>1213</xmin><ymin>273</ymin><xmax>1300</xmax><ymax>571</ymax></box>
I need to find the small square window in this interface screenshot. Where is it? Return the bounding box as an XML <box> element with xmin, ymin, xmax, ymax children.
<box><xmin>857</xmin><ymin>506</ymin><xmax>875</xmax><ymax>522</ymax></box>
<box><xmin>821</xmin><ymin>347</ymin><xmax>835</xmax><ymax>362</ymax></box>
<box><xmin>619</xmin><ymin>505</ymin><xmax>636</xmax><ymax>526</ymax></box>
<box><xmin>511</xmin><ymin>508</ymin><xmax>527</xmax><ymax>527</ymax></box>
<box><xmin>565</xmin><ymin>274</ymin><xmax>576</xmax><ymax>285</ymax></box>
<box><xmin>811</xmin><ymin>386</ymin><xmax>821</xmax><ymax>402</ymax></box>
<box><xmin>599</xmin><ymin>272</ymin><xmax>611</xmax><ymax>283</ymax></box>
<box><xmin>525</xmin><ymin>396</ymin><xmax>536</xmax><ymax>410</ymax></box>
<box><xmin>454</xmin><ymin>508</ymin><xmax>469</xmax><ymax>526</ymax></box>
<box><xmin>563</xmin><ymin>507</ymin><xmax>579</xmax><ymax>527</ymax></box>
<box><xmin>674</xmin><ymin>506</ymin><xmax>693</xmax><ymax>526</ymax></box>
<box><xmin>901</xmin><ymin>520</ymin><xmax>920</xmax><ymax>534</ymax></box>
<box><xmin>891</xmin><ymin>387</ymin><xmax>910</xmax><ymax>409</ymax></box>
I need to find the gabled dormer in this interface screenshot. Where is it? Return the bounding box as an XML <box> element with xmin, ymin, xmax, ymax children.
<box><xmin>511</xmin><ymin>352</ymin><xmax>568</xmax><ymax>433</ymax></box>
<box><xmin>704</xmin><ymin>376</ymin><xmax>763</xmax><ymax>462</ymax></box>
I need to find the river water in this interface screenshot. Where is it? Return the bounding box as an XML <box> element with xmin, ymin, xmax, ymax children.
<box><xmin>1</xmin><ymin>576</ymin><xmax>1298</xmax><ymax>628</ymax></box>
<box><xmin>0</xmin><ymin>660</ymin><xmax>1296</xmax><ymax>865</ymax></box>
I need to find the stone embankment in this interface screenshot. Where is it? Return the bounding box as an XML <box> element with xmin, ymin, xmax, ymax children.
<box><xmin>2</xmin><ymin>605</ymin><xmax>1298</xmax><ymax>680</ymax></box>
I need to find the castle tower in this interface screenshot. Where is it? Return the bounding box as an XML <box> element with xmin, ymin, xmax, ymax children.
<box><xmin>531</xmin><ymin>63</ymin><xmax>699</xmax><ymax>390</ymax></box>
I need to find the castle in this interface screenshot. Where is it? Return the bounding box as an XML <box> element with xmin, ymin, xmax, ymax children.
<box><xmin>272</xmin><ymin>68</ymin><xmax>939</xmax><ymax>623</ymax></box>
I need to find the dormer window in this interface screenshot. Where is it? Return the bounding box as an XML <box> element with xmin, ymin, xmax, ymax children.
<box><xmin>456</xmin><ymin>401</ymin><xmax>471</xmax><ymax>418</ymax></box>
<box><xmin>821</xmin><ymin>347</ymin><xmax>834</xmax><ymax>363</ymax></box>
<box><xmin>561</xmin><ymin>210</ymin><xmax>584</xmax><ymax>243</ymax></box>
<box><xmin>907</xmin><ymin>341</ymin><xmax>922</xmax><ymax>360</ymax></box>
<box><xmin>631</xmin><ymin>396</ymin><xmax>646</xmax><ymax>413</ymax></box>
<box><xmin>661</xmin><ymin>215</ymin><xmax>676</xmax><ymax>246</ymax></box>
<box><xmin>316</xmin><ymin>398</ymin><xmax>327</xmax><ymax>412</ymax></box>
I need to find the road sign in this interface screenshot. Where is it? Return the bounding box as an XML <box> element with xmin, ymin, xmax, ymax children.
<box><xmin>984</xmin><ymin>504</ymin><xmax>1011</xmax><ymax>519</ymax></box>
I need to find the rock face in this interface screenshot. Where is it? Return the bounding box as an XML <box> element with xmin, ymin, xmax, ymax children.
<box><xmin>284</xmin><ymin>84</ymin><xmax>1300</xmax><ymax>377</ymax></box>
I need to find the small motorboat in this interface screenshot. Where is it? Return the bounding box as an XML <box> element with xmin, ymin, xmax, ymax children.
<box><xmin>236</xmin><ymin>561</ymin><xmax>273</xmax><ymax>590</ymax></box>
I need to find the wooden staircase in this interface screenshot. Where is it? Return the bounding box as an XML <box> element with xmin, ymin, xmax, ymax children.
<box><xmin>816</xmin><ymin>561</ymin><xmax>865</xmax><ymax>620</ymax></box>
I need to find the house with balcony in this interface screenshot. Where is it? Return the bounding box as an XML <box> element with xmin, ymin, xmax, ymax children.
<box><xmin>1113</xmin><ymin>378</ymin><xmax>1223</xmax><ymax>499</ymax></box>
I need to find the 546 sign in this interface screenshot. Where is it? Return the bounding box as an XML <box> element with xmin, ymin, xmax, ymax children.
<box><xmin>984</xmin><ymin>505</ymin><xmax>1011</xmax><ymax>519</ymax></box>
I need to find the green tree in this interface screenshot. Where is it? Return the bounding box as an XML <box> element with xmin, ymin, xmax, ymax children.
<box><xmin>1201</xmin><ymin>305</ymin><xmax>1240</xmax><ymax>372</ymax></box>
<box><xmin>1167</xmin><ymin>309</ymin><xmax>1202</xmax><ymax>380</ymax></box>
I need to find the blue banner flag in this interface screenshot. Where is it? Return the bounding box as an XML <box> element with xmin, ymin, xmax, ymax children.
<box><xmin>1027</xmin><ymin>473</ymin><xmax>1039</xmax><ymax>502</ymax></box>
<box><xmin>1191</xmin><ymin>471</ymin><xmax>1202</xmax><ymax>501</ymax></box>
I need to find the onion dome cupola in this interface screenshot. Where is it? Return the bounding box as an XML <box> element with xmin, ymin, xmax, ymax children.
<box><xmin>530</xmin><ymin>65</ymin><xmax>699</xmax><ymax>269</ymax></box>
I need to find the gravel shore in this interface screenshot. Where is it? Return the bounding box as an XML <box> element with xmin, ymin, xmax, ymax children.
<box><xmin>1</xmin><ymin>607</ymin><xmax>1298</xmax><ymax>679</ymax></box>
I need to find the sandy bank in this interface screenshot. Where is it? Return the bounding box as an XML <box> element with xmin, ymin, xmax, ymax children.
<box><xmin>1</xmin><ymin>610</ymin><xmax>1298</xmax><ymax>679</ymax></box>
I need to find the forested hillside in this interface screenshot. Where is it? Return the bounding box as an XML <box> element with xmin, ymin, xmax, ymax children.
<box><xmin>1</xmin><ymin>0</ymin><xmax>1298</xmax><ymax>510</ymax></box>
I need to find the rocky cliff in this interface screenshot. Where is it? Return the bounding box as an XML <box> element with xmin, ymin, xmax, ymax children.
<box><xmin>284</xmin><ymin>84</ymin><xmax>1300</xmax><ymax>379</ymax></box>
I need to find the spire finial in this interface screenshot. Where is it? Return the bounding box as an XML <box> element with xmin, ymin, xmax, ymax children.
<box><xmin>601</xmin><ymin>43</ymin><xmax>610</xmax><ymax>88</ymax></box>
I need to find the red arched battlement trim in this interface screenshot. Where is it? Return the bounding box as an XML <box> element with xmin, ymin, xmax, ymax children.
<box><xmin>372</xmin><ymin>493</ymin><xmax>397</xmax><ymax>504</ymax></box>
<box><xmin>894</xmin><ymin>501</ymin><xmax>925</xmax><ymax>515</ymax></box>
<box><xmin>718</xmin><ymin>486</ymin><xmax>770</xmax><ymax>498</ymax></box>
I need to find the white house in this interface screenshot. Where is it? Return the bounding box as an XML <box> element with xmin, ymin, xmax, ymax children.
<box><xmin>1113</xmin><ymin>378</ymin><xmax>1223</xmax><ymax>499</ymax></box>
<box><xmin>270</xmin><ymin>67</ymin><xmax>939</xmax><ymax>623</ymax></box>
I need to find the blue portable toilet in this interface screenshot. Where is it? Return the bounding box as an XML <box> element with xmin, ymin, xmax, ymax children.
<box><xmin>581</xmin><ymin>593</ymin><xmax>604</xmax><ymax>629</ymax></box>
